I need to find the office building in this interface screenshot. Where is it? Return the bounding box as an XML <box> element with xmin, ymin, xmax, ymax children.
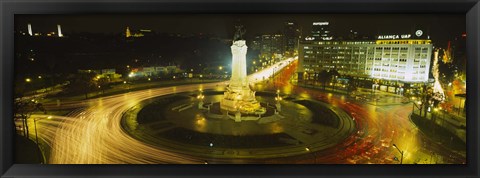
<box><xmin>298</xmin><ymin>30</ymin><xmax>433</xmax><ymax>91</ymax></box>
<box><xmin>311</xmin><ymin>21</ymin><xmax>332</xmax><ymax>41</ymax></box>
<box><xmin>283</xmin><ymin>22</ymin><xmax>301</xmax><ymax>56</ymax></box>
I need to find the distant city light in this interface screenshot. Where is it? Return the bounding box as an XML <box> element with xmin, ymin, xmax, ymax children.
<box><xmin>25</xmin><ymin>78</ymin><xmax>31</xmax><ymax>82</ymax></box>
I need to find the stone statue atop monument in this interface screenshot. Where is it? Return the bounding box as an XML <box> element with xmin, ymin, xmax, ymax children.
<box><xmin>233</xmin><ymin>24</ymin><xmax>246</xmax><ymax>41</ymax></box>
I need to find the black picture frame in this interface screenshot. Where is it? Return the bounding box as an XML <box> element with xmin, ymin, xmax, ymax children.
<box><xmin>1</xmin><ymin>0</ymin><xmax>479</xmax><ymax>177</ymax></box>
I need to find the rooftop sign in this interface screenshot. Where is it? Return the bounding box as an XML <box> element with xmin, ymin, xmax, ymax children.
<box><xmin>313</xmin><ymin>22</ymin><xmax>329</xmax><ymax>26</ymax></box>
<box><xmin>377</xmin><ymin>34</ymin><xmax>412</xmax><ymax>40</ymax></box>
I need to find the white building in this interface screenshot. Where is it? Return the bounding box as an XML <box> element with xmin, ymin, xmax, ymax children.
<box><xmin>298</xmin><ymin>37</ymin><xmax>433</xmax><ymax>85</ymax></box>
<box><xmin>129</xmin><ymin>65</ymin><xmax>181</xmax><ymax>78</ymax></box>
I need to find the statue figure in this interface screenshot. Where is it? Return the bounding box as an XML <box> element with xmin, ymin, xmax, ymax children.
<box><xmin>233</xmin><ymin>24</ymin><xmax>246</xmax><ymax>41</ymax></box>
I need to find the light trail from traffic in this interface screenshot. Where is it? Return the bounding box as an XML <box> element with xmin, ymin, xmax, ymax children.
<box><xmin>35</xmin><ymin>85</ymin><xmax>217</xmax><ymax>163</ymax></box>
<box><xmin>247</xmin><ymin>57</ymin><xmax>296</xmax><ymax>84</ymax></box>
<box><xmin>30</xmin><ymin>58</ymin><xmax>295</xmax><ymax>164</ymax></box>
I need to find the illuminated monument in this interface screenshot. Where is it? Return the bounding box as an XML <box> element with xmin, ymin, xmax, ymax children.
<box><xmin>57</xmin><ymin>25</ymin><xmax>63</xmax><ymax>37</ymax></box>
<box><xmin>28</xmin><ymin>23</ymin><xmax>33</xmax><ymax>36</ymax></box>
<box><xmin>220</xmin><ymin>25</ymin><xmax>263</xmax><ymax>117</ymax></box>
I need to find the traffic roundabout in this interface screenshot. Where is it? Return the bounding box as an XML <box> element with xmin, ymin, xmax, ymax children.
<box><xmin>121</xmin><ymin>89</ymin><xmax>357</xmax><ymax>160</ymax></box>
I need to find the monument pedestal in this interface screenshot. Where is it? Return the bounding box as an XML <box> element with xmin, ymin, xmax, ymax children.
<box><xmin>220</xmin><ymin>86</ymin><xmax>261</xmax><ymax>114</ymax></box>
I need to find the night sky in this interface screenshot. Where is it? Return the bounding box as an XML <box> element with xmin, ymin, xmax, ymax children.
<box><xmin>16</xmin><ymin>14</ymin><xmax>465</xmax><ymax>47</ymax></box>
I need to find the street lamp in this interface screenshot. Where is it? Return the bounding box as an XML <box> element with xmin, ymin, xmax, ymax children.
<box><xmin>275</xmin><ymin>89</ymin><xmax>283</xmax><ymax>112</ymax></box>
<box><xmin>392</xmin><ymin>143</ymin><xmax>404</xmax><ymax>164</ymax></box>
<box><xmin>303</xmin><ymin>72</ymin><xmax>308</xmax><ymax>86</ymax></box>
<box><xmin>272</xmin><ymin>66</ymin><xmax>277</xmax><ymax>88</ymax></box>
<box><xmin>372</xmin><ymin>83</ymin><xmax>379</xmax><ymax>106</ymax></box>
<box><xmin>304</xmin><ymin>147</ymin><xmax>317</xmax><ymax>163</ymax></box>
<box><xmin>33</xmin><ymin>116</ymin><xmax>52</xmax><ymax>163</ymax></box>
<box><xmin>196</xmin><ymin>89</ymin><xmax>207</xmax><ymax>109</ymax></box>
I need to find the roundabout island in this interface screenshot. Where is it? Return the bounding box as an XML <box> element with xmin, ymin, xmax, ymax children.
<box><xmin>121</xmin><ymin>89</ymin><xmax>357</xmax><ymax>160</ymax></box>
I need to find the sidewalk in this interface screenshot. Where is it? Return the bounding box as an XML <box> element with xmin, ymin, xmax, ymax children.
<box><xmin>354</xmin><ymin>88</ymin><xmax>408</xmax><ymax>106</ymax></box>
<box><xmin>410</xmin><ymin>113</ymin><xmax>466</xmax><ymax>154</ymax></box>
<box><xmin>295</xmin><ymin>82</ymin><xmax>408</xmax><ymax>106</ymax></box>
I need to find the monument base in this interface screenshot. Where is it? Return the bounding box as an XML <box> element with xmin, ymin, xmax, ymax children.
<box><xmin>220</xmin><ymin>86</ymin><xmax>264</xmax><ymax>115</ymax></box>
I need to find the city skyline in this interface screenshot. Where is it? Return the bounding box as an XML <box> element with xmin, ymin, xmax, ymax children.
<box><xmin>16</xmin><ymin>14</ymin><xmax>465</xmax><ymax>46</ymax></box>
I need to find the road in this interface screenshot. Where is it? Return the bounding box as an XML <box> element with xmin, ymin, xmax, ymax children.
<box><xmin>28</xmin><ymin>57</ymin><xmax>465</xmax><ymax>164</ymax></box>
<box><xmin>34</xmin><ymin>84</ymin><xmax>222</xmax><ymax>163</ymax></box>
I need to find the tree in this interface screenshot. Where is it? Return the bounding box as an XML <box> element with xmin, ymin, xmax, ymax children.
<box><xmin>419</xmin><ymin>85</ymin><xmax>434</xmax><ymax>118</ymax></box>
<box><xmin>329</xmin><ymin>69</ymin><xmax>340</xmax><ymax>92</ymax></box>
<box><xmin>96</xmin><ymin>77</ymin><xmax>110</xmax><ymax>94</ymax></box>
<box><xmin>65</xmin><ymin>72</ymin><xmax>96</xmax><ymax>99</ymax></box>
<box><xmin>318</xmin><ymin>70</ymin><xmax>330</xmax><ymax>91</ymax></box>
<box><xmin>345</xmin><ymin>75</ymin><xmax>357</xmax><ymax>92</ymax></box>
<box><xmin>13</xmin><ymin>99</ymin><xmax>45</xmax><ymax>139</ymax></box>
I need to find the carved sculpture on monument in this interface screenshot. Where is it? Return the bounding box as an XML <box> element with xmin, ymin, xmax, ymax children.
<box><xmin>220</xmin><ymin>25</ymin><xmax>264</xmax><ymax>116</ymax></box>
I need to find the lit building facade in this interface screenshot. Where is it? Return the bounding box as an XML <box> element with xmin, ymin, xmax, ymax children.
<box><xmin>298</xmin><ymin>38</ymin><xmax>433</xmax><ymax>87</ymax></box>
<box><xmin>259</xmin><ymin>34</ymin><xmax>284</xmax><ymax>59</ymax></box>
<box><xmin>311</xmin><ymin>21</ymin><xmax>332</xmax><ymax>41</ymax></box>
<box><xmin>125</xmin><ymin>27</ymin><xmax>153</xmax><ymax>38</ymax></box>
<box><xmin>283</xmin><ymin>22</ymin><xmax>301</xmax><ymax>56</ymax></box>
<box><xmin>129</xmin><ymin>65</ymin><xmax>181</xmax><ymax>78</ymax></box>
